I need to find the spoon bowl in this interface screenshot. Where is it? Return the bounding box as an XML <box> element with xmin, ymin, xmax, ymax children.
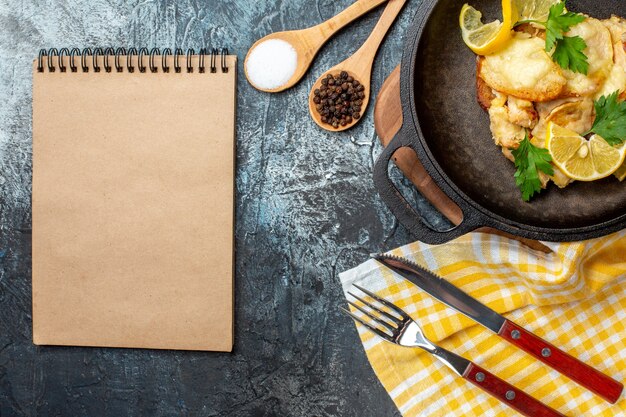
<box><xmin>244</xmin><ymin>0</ymin><xmax>387</xmax><ymax>93</ymax></box>
<box><xmin>309</xmin><ymin>69</ymin><xmax>370</xmax><ymax>132</ymax></box>
<box><xmin>245</xmin><ymin>31</ymin><xmax>313</xmax><ymax>93</ymax></box>
<box><xmin>309</xmin><ymin>0</ymin><xmax>407</xmax><ymax>131</ymax></box>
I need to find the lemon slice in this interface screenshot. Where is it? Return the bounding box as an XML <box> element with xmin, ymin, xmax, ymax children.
<box><xmin>515</xmin><ymin>0</ymin><xmax>560</xmax><ymax>22</ymax></box>
<box><xmin>460</xmin><ymin>1</ymin><xmax>516</xmax><ymax>55</ymax></box>
<box><xmin>615</xmin><ymin>163</ymin><xmax>626</xmax><ymax>181</ymax></box>
<box><xmin>546</xmin><ymin>122</ymin><xmax>626</xmax><ymax>181</ymax></box>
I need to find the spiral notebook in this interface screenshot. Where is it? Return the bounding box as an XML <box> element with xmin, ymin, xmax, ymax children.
<box><xmin>32</xmin><ymin>48</ymin><xmax>236</xmax><ymax>352</ymax></box>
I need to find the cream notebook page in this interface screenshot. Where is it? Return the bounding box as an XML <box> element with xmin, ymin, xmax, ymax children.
<box><xmin>32</xmin><ymin>52</ymin><xmax>236</xmax><ymax>351</ymax></box>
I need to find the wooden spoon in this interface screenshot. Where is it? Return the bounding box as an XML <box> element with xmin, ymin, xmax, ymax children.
<box><xmin>309</xmin><ymin>0</ymin><xmax>407</xmax><ymax>132</ymax></box>
<box><xmin>245</xmin><ymin>0</ymin><xmax>388</xmax><ymax>93</ymax></box>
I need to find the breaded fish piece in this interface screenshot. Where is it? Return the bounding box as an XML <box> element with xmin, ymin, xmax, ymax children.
<box><xmin>532</xmin><ymin>98</ymin><xmax>595</xmax><ymax>139</ymax></box>
<box><xmin>550</xmin><ymin>168</ymin><xmax>574</xmax><ymax>188</ymax></box>
<box><xmin>479</xmin><ymin>33</ymin><xmax>567</xmax><ymax>102</ymax></box>
<box><xmin>597</xmin><ymin>16</ymin><xmax>626</xmax><ymax>99</ymax></box>
<box><xmin>507</xmin><ymin>96</ymin><xmax>538</xmax><ymax>129</ymax></box>
<box><xmin>488</xmin><ymin>92</ymin><xmax>527</xmax><ymax>149</ymax></box>
<box><xmin>562</xmin><ymin>17</ymin><xmax>614</xmax><ymax>97</ymax></box>
<box><xmin>476</xmin><ymin>62</ymin><xmax>539</xmax><ymax>128</ymax></box>
<box><xmin>476</xmin><ymin>58</ymin><xmax>495</xmax><ymax>111</ymax></box>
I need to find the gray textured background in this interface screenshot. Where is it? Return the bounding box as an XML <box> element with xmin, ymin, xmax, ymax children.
<box><xmin>0</xmin><ymin>0</ymin><xmax>447</xmax><ymax>415</ymax></box>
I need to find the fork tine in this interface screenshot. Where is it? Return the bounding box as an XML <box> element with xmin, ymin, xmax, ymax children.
<box><xmin>352</xmin><ymin>284</ymin><xmax>410</xmax><ymax>320</ymax></box>
<box><xmin>348</xmin><ymin>292</ymin><xmax>403</xmax><ymax>325</ymax></box>
<box><xmin>340</xmin><ymin>307</ymin><xmax>392</xmax><ymax>341</ymax></box>
<box><xmin>347</xmin><ymin>300</ymin><xmax>397</xmax><ymax>331</ymax></box>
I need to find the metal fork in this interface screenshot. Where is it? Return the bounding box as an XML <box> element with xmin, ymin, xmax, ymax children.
<box><xmin>343</xmin><ymin>285</ymin><xmax>566</xmax><ymax>417</ymax></box>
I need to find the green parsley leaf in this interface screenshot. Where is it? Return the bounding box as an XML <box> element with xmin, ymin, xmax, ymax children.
<box><xmin>511</xmin><ymin>135</ymin><xmax>554</xmax><ymax>202</ymax></box>
<box><xmin>544</xmin><ymin>2</ymin><xmax>585</xmax><ymax>52</ymax></box>
<box><xmin>551</xmin><ymin>35</ymin><xmax>589</xmax><ymax>75</ymax></box>
<box><xmin>588</xmin><ymin>91</ymin><xmax>626</xmax><ymax>146</ymax></box>
<box><xmin>518</xmin><ymin>1</ymin><xmax>588</xmax><ymax>74</ymax></box>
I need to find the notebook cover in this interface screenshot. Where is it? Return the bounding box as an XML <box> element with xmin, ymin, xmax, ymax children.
<box><xmin>31</xmin><ymin>55</ymin><xmax>236</xmax><ymax>352</ymax></box>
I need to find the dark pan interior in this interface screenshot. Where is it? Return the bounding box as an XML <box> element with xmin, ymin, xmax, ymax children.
<box><xmin>413</xmin><ymin>0</ymin><xmax>626</xmax><ymax>229</ymax></box>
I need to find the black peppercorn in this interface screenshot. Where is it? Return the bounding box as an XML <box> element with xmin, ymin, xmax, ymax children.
<box><xmin>314</xmin><ymin>72</ymin><xmax>365</xmax><ymax>129</ymax></box>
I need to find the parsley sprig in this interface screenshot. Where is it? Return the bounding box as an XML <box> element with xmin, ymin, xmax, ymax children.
<box><xmin>511</xmin><ymin>134</ymin><xmax>554</xmax><ymax>202</ymax></box>
<box><xmin>551</xmin><ymin>35</ymin><xmax>588</xmax><ymax>75</ymax></box>
<box><xmin>586</xmin><ymin>91</ymin><xmax>626</xmax><ymax>146</ymax></box>
<box><xmin>516</xmin><ymin>1</ymin><xmax>588</xmax><ymax>74</ymax></box>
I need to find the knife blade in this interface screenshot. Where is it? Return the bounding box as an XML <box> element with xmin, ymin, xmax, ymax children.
<box><xmin>372</xmin><ymin>253</ymin><xmax>505</xmax><ymax>333</ymax></box>
<box><xmin>372</xmin><ymin>253</ymin><xmax>624</xmax><ymax>404</ymax></box>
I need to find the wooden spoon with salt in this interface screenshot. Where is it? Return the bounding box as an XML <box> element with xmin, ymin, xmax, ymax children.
<box><xmin>245</xmin><ymin>0</ymin><xmax>388</xmax><ymax>93</ymax></box>
<box><xmin>309</xmin><ymin>0</ymin><xmax>407</xmax><ymax>132</ymax></box>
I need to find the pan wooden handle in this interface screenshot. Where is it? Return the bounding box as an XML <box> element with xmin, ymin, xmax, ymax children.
<box><xmin>373</xmin><ymin>125</ymin><xmax>482</xmax><ymax>244</ymax></box>
<box><xmin>373</xmin><ymin>65</ymin><xmax>551</xmax><ymax>252</ymax></box>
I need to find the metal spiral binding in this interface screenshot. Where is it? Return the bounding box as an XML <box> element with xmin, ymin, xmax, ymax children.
<box><xmin>37</xmin><ymin>47</ymin><xmax>229</xmax><ymax>73</ymax></box>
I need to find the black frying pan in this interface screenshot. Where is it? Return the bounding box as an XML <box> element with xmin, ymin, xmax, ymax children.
<box><xmin>374</xmin><ymin>0</ymin><xmax>626</xmax><ymax>244</ymax></box>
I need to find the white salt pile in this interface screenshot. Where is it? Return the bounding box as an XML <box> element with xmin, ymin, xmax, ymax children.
<box><xmin>246</xmin><ymin>39</ymin><xmax>298</xmax><ymax>90</ymax></box>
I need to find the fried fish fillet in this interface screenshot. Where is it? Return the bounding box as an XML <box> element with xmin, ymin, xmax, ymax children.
<box><xmin>479</xmin><ymin>33</ymin><xmax>567</xmax><ymax>102</ymax></box>
<box><xmin>476</xmin><ymin>58</ymin><xmax>495</xmax><ymax>111</ymax></box>
<box><xmin>562</xmin><ymin>17</ymin><xmax>614</xmax><ymax>97</ymax></box>
<box><xmin>507</xmin><ymin>96</ymin><xmax>538</xmax><ymax>129</ymax></box>
<box><xmin>597</xmin><ymin>15</ymin><xmax>626</xmax><ymax>99</ymax></box>
<box><xmin>488</xmin><ymin>96</ymin><xmax>527</xmax><ymax>149</ymax></box>
<box><xmin>532</xmin><ymin>97</ymin><xmax>595</xmax><ymax>139</ymax></box>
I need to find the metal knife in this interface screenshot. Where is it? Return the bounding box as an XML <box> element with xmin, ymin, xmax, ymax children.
<box><xmin>372</xmin><ymin>253</ymin><xmax>624</xmax><ymax>404</ymax></box>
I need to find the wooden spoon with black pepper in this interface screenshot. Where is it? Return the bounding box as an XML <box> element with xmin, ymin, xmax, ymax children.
<box><xmin>309</xmin><ymin>0</ymin><xmax>407</xmax><ymax>132</ymax></box>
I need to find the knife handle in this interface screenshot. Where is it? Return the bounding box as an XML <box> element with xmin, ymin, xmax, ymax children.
<box><xmin>499</xmin><ymin>320</ymin><xmax>623</xmax><ymax>404</ymax></box>
<box><xmin>464</xmin><ymin>362</ymin><xmax>566</xmax><ymax>417</ymax></box>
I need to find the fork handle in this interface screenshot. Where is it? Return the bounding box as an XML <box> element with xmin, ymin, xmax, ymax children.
<box><xmin>464</xmin><ymin>363</ymin><xmax>566</xmax><ymax>417</ymax></box>
<box><xmin>499</xmin><ymin>320</ymin><xmax>623</xmax><ymax>403</ymax></box>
